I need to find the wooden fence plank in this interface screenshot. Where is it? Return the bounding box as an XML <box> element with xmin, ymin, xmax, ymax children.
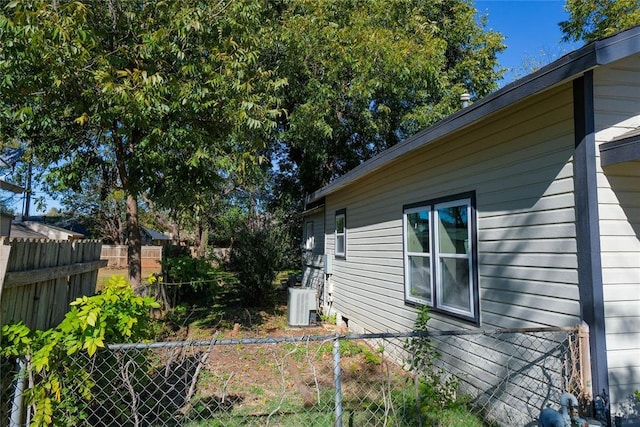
<box><xmin>69</xmin><ymin>240</ymin><xmax>84</xmax><ymax>305</ymax></box>
<box><xmin>53</xmin><ymin>241</ymin><xmax>72</xmax><ymax>326</ymax></box>
<box><xmin>3</xmin><ymin>260</ymin><xmax>107</xmax><ymax>289</ymax></box>
<box><xmin>0</xmin><ymin>239</ymin><xmax>105</xmax><ymax>330</ymax></box>
<box><xmin>35</xmin><ymin>240</ymin><xmax>57</xmax><ymax>329</ymax></box>
<box><xmin>81</xmin><ymin>241</ymin><xmax>99</xmax><ymax>296</ymax></box>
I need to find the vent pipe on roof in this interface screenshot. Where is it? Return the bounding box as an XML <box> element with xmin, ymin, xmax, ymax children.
<box><xmin>460</xmin><ymin>92</ymin><xmax>471</xmax><ymax>108</ymax></box>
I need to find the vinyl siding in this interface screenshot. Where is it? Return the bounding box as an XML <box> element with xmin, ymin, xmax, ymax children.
<box><xmin>320</xmin><ymin>85</ymin><xmax>580</xmax><ymax>425</ymax></box>
<box><xmin>595</xmin><ymin>56</ymin><xmax>640</xmax><ymax>411</ymax></box>
<box><xmin>593</xmin><ymin>56</ymin><xmax>640</xmax><ymax>411</ymax></box>
<box><xmin>302</xmin><ymin>209</ymin><xmax>325</xmax><ymax>290</ymax></box>
<box><xmin>302</xmin><ymin>46</ymin><xmax>640</xmax><ymax>420</ymax></box>
<box><xmin>322</xmin><ymin>83</ymin><xmax>580</xmax><ymax>338</ymax></box>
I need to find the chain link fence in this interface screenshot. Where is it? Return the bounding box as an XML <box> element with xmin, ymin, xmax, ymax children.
<box><xmin>2</xmin><ymin>327</ymin><xmax>586</xmax><ymax>426</ymax></box>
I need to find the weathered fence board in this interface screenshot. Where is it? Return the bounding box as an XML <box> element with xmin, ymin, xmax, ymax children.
<box><xmin>0</xmin><ymin>238</ymin><xmax>107</xmax><ymax>331</ymax></box>
<box><xmin>101</xmin><ymin>244</ymin><xmax>164</xmax><ymax>269</ymax></box>
<box><xmin>3</xmin><ymin>260</ymin><xmax>107</xmax><ymax>288</ymax></box>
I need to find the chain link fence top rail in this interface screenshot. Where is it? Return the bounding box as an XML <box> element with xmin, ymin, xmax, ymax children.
<box><xmin>2</xmin><ymin>327</ymin><xmax>584</xmax><ymax>427</ymax></box>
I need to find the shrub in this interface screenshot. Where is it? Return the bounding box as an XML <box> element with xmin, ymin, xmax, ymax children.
<box><xmin>404</xmin><ymin>306</ymin><xmax>462</xmax><ymax>419</ymax></box>
<box><xmin>160</xmin><ymin>255</ymin><xmax>236</xmax><ymax>305</ymax></box>
<box><xmin>225</xmin><ymin>216</ymin><xmax>292</xmax><ymax>306</ymax></box>
<box><xmin>0</xmin><ymin>276</ymin><xmax>160</xmax><ymax>426</ymax></box>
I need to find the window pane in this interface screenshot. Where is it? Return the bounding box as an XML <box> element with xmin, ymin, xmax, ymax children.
<box><xmin>336</xmin><ymin>215</ymin><xmax>345</xmax><ymax>233</ymax></box>
<box><xmin>336</xmin><ymin>235</ymin><xmax>345</xmax><ymax>255</ymax></box>
<box><xmin>409</xmin><ymin>255</ymin><xmax>431</xmax><ymax>301</ymax></box>
<box><xmin>438</xmin><ymin>205</ymin><xmax>468</xmax><ymax>254</ymax></box>
<box><xmin>305</xmin><ymin>222</ymin><xmax>314</xmax><ymax>250</ymax></box>
<box><xmin>440</xmin><ymin>257</ymin><xmax>470</xmax><ymax>312</ymax></box>
<box><xmin>406</xmin><ymin>210</ymin><xmax>430</xmax><ymax>253</ymax></box>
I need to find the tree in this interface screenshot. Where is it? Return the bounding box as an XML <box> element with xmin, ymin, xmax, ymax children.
<box><xmin>262</xmin><ymin>0</ymin><xmax>505</xmax><ymax>199</ymax></box>
<box><xmin>0</xmin><ymin>0</ymin><xmax>283</xmax><ymax>287</ymax></box>
<box><xmin>59</xmin><ymin>173</ymin><xmax>128</xmax><ymax>244</ymax></box>
<box><xmin>225</xmin><ymin>211</ymin><xmax>295</xmax><ymax>306</ymax></box>
<box><xmin>560</xmin><ymin>0</ymin><xmax>640</xmax><ymax>43</ymax></box>
<box><xmin>510</xmin><ymin>45</ymin><xmax>576</xmax><ymax>81</ymax></box>
<box><xmin>144</xmin><ymin>133</ymin><xmax>272</xmax><ymax>256</ymax></box>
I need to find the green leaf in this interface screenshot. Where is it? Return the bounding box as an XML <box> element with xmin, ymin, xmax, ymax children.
<box><xmin>86</xmin><ymin>310</ymin><xmax>98</xmax><ymax>327</ymax></box>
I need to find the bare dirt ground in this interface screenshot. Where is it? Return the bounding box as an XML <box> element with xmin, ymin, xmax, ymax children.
<box><xmin>93</xmin><ymin>271</ymin><xmax>413</xmax><ymax>423</ymax></box>
<box><xmin>154</xmin><ymin>298</ymin><xmax>411</xmax><ymax>423</ymax></box>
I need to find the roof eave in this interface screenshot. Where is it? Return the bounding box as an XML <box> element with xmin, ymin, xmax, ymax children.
<box><xmin>0</xmin><ymin>179</ymin><xmax>24</xmax><ymax>194</ymax></box>
<box><xmin>306</xmin><ymin>25</ymin><xmax>640</xmax><ymax>205</ymax></box>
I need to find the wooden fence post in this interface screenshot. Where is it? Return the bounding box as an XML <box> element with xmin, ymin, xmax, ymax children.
<box><xmin>0</xmin><ymin>237</ymin><xmax>12</xmax><ymax>333</ymax></box>
<box><xmin>578</xmin><ymin>321</ymin><xmax>593</xmax><ymax>401</ymax></box>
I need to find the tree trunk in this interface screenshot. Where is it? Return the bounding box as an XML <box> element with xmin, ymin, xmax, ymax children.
<box><xmin>113</xmin><ymin>124</ymin><xmax>143</xmax><ymax>290</ymax></box>
<box><xmin>126</xmin><ymin>193</ymin><xmax>143</xmax><ymax>290</ymax></box>
<box><xmin>197</xmin><ymin>225</ymin><xmax>208</xmax><ymax>258</ymax></box>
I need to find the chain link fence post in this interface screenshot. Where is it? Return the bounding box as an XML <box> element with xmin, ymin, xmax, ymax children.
<box><xmin>9</xmin><ymin>357</ymin><xmax>26</xmax><ymax>427</ymax></box>
<box><xmin>334</xmin><ymin>336</ymin><xmax>343</xmax><ymax>427</ymax></box>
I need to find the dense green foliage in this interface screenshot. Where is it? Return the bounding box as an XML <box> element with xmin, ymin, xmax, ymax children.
<box><xmin>1</xmin><ymin>277</ymin><xmax>159</xmax><ymax>426</ymax></box>
<box><xmin>161</xmin><ymin>254</ymin><xmax>236</xmax><ymax>305</ymax></box>
<box><xmin>225</xmin><ymin>214</ymin><xmax>295</xmax><ymax>306</ymax></box>
<box><xmin>560</xmin><ymin>0</ymin><xmax>640</xmax><ymax>43</ymax></box>
<box><xmin>1</xmin><ymin>0</ymin><xmax>507</xmax><ymax>294</ymax></box>
<box><xmin>264</xmin><ymin>0</ymin><xmax>505</xmax><ymax>198</ymax></box>
<box><xmin>0</xmin><ymin>0</ymin><xmax>283</xmax><ymax>285</ymax></box>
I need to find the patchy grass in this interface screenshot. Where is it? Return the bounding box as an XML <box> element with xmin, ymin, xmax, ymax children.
<box><xmin>143</xmin><ymin>270</ymin><xmax>486</xmax><ymax>427</ymax></box>
<box><xmin>156</xmin><ymin>304</ymin><xmax>486</xmax><ymax>426</ymax></box>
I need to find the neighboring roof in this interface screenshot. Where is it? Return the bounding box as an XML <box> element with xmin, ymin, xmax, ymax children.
<box><xmin>18</xmin><ymin>221</ymin><xmax>85</xmax><ymax>240</ymax></box>
<box><xmin>24</xmin><ymin>215</ymin><xmax>90</xmax><ymax>236</ymax></box>
<box><xmin>306</xmin><ymin>25</ymin><xmax>640</xmax><ymax>205</ymax></box>
<box><xmin>10</xmin><ymin>222</ymin><xmax>48</xmax><ymax>239</ymax></box>
<box><xmin>141</xmin><ymin>226</ymin><xmax>171</xmax><ymax>241</ymax></box>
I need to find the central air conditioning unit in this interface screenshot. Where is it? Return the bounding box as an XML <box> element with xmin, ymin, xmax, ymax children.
<box><xmin>287</xmin><ymin>287</ymin><xmax>317</xmax><ymax>326</ymax></box>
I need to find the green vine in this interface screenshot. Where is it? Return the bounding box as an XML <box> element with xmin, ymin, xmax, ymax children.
<box><xmin>404</xmin><ymin>306</ymin><xmax>461</xmax><ymax>421</ymax></box>
<box><xmin>1</xmin><ymin>276</ymin><xmax>160</xmax><ymax>426</ymax></box>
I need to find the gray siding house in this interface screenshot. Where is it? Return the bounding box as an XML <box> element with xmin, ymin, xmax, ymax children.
<box><xmin>302</xmin><ymin>26</ymin><xmax>640</xmax><ymax>422</ymax></box>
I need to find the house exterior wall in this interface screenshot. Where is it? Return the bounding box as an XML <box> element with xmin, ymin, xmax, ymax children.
<box><xmin>593</xmin><ymin>54</ymin><xmax>640</xmax><ymax>413</ymax></box>
<box><xmin>303</xmin><ymin>37</ymin><xmax>640</xmax><ymax>422</ymax></box>
<box><xmin>21</xmin><ymin>221</ymin><xmax>84</xmax><ymax>241</ymax></box>
<box><xmin>302</xmin><ymin>208</ymin><xmax>325</xmax><ymax>291</ymax></box>
<box><xmin>323</xmin><ymin>83</ymin><xmax>580</xmax><ymax>336</ymax></box>
<box><xmin>316</xmin><ymin>84</ymin><xmax>581</xmax><ymax>424</ymax></box>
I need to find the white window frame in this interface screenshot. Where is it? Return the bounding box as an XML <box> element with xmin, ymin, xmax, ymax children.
<box><xmin>335</xmin><ymin>209</ymin><xmax>346</xmax><ymax>258</ymax></box>
<box><xmin>304</xmin><ymin>221</ymin><xmax>314</xmax><ymax>250</ymax></box>
<box><xmin>403</xmin><ymin>194</ymin><xmax>478</xmax><ymax>322</ymax></box>
<box><xmin>404</xmin><ymin>206</ymin><xmax>433</xmax><ymax>304</ymax></box>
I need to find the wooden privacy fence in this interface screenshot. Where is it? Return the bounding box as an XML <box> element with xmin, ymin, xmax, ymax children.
<box><xmin>101</xmin><ymin>245</ymin><xmax>163</xmax><ymax>269</ymax></box>
<box><xmin>0</xmin><ymin>238</ymin><xmax>107</xmax><ymax>331</ymax></box>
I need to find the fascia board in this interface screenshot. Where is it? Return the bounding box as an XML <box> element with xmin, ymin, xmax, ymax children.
<box><xmin>306</xmin><ymin>26</ymin><xmax>640</xmax><ymax>205</ymax></box>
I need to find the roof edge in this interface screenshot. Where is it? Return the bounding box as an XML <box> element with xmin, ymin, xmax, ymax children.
<box><xmin>306</xmin><ymin>25</ymin><xmax>640</xmax><ymax>204</ymax></box>
<box><xmin>0</xmin><ymin>179</ymin><xmax>24</xmax><ymax>194</ymax></box>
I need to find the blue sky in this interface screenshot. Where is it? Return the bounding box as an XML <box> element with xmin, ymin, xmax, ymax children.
<box><xmin>476</xmin><ymin>0</ymin><xmax>582</xmax><ymax>85</ymax></box>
